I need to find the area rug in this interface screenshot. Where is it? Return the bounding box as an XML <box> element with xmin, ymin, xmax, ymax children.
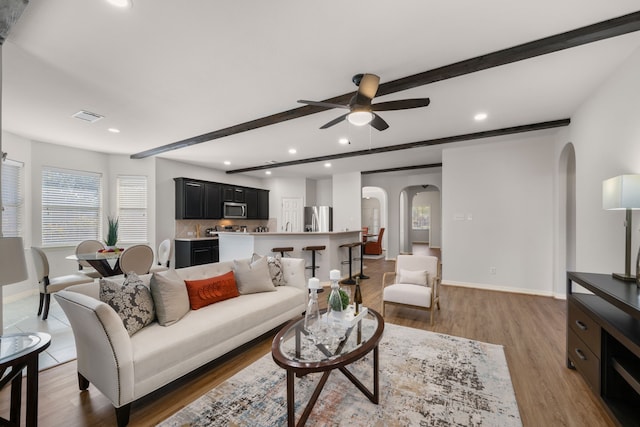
<box><xmin>158</xmin><ymin>323</ymin><xmax>522</xmax><ymax>426</ymax></box>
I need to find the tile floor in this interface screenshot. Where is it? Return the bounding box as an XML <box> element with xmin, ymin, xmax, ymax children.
<box><xmin>3</xmin><ymin>291</ymin><xmax>76</xmax><ymax>370</ymax></box>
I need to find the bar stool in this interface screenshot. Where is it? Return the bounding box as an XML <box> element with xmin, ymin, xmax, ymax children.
<box><xmin>355</xmin><ymin>241</ymin><xmax>369</xmax><ymax>280</ymax></box>
<box><xmin>339</xmin><ymin>242</ymin><xmax>360</xmax><ymax>285</ymax></box>
<box><xmin>272</xmin><ymin>247</ymin><xmax>294</xmax><ymax>257</ymax></box>
<box><xmin>302</xmin><ymin>245</ymin><xmax>325</xmax><ymax>277</ymax></box>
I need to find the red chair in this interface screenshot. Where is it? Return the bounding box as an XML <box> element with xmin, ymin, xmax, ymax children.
<box><xmin>363</xmin><ymin>227</ymin><xmax>384</xmax><ymax>255</ymax></box>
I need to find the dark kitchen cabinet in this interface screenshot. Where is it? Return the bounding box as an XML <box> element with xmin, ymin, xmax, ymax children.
<box><xmin>204</xmin><ymin>182</ymin><xmax>221</xmax><ymax>219</ymax></box>
<box><xmin>175</xmin><ymin>178</ymin><xmax>204</xmax><ymax>219</ymax></box>
<box><xmin>245</xmin><ymin>189</ymin><xmax>258</xmax><ymax>219</ymax></box>
<box><xmin>258</xmin><ymin>189</ymin><xmax>269</xmax><ymax>219</ymax></box>
<box><xmin>175</xmin><ymin>239</ymin><xmax>219</xmax><ymax>268</ymax></box>
<box><xmin>222</xmin><ymin>185</ymin><xmax>245</xmax><ymax>203</ymax></box>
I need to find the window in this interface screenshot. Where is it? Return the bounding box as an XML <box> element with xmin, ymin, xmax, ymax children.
<box><xmin>412</xmin><ymin>205</ymin><xmax>430</xmax><ymax>230</ymax></box>
<box><xmin>42</xmin><ymin>167</ymin><xmax>102</xmax><ymax>246</ymax></box>
<box><xmin>1</xmin><ymin>158</ymin><xmax>25</xmax><ymax>237</ymax></box>
<box><xmin>117</xmin><ymin>175</ymin><xmax>148</xmax><ymax>244</ymax></box>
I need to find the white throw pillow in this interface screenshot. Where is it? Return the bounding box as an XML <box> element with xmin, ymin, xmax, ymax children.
<box><xmin>397</xmin><ymin>269</ymin><xmax>428</xmax><ymax>286</ymax></box>
<box><xmin>233</xmin><ymin>257</ymin><xmax>276</xmax><ymax>294</ymax></box>
<box><xmin>251</xmin><ymin>253</ymin><xmax>285</xmax><ymax>286</ymax></box>
<box><xmin>150</xmin><ymin>269</ymin><xmax>190</xmax><ymax>326</ymax></box>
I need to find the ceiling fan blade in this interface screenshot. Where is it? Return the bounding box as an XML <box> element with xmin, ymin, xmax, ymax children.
<box><xmin>371</xmin><ymin>98</ymin><xmax>431</xmax><ymax>111</ymax></box>
<box><xmin>320</xmin><ymin>113</ymin><xmax>349</xmax><ymax>129</ymax></box>
<box><xmin>370</xmin><ymin>113</ymin><xmax>389</xmax><ymax>131</ymax></box>
<box><xmin>298</xmin><ymin>100</ymin><xmax>349</xmax><ymax>109</ymax></box>
<box><xmin>355</xmin><ymin>73</ymin><xmax>380</xmax><ymax>104</ymax></box>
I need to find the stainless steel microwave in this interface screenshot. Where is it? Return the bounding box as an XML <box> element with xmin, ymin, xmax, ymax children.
<box><xmin>223</xmin><ymin>202</ymin><xmax>247</xmax><ymax>219</ymax></box>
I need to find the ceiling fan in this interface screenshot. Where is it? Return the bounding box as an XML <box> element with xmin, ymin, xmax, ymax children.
<box><xmin>298</xmin><ymin>73</ymin><xmax>430</xmax><ymax>131</ymax></box>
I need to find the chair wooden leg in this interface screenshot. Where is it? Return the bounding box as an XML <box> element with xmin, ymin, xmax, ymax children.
<box><xmin>115</xmin><ymin>403</ymin><xmax>131</xmax><ymax>427</ymax></box>
<box><xmin>42</xmin><ymin>294</ymin><xmax>51</xmax><ymax>320</ymax></box>
<box><xmin>430</xmin><ymin>308</ymin><xmax>434</xmax><ymax>326</ymax></box>
<box><xmin>382</xmin><ymin>301</ymin><xmax>386</xmax><ymax>316</ymax></box>
<box><xmin>37</xmin><ymin>293</ymin><xmax>45</xmax><ymax>315</ymax></box>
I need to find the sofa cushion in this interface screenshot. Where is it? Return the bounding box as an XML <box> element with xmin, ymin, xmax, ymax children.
<box><xmin>397</xmin><ymin>269</ymin><xmax>428</xmax><ymax>286</ymax></box>
<box><xmin>99</xmin><ymin>272</ymin><xmax>155</xmax><ymax>336</ymax></box>
<box><xmin>252</xmin><ymin>253</ymin><xmax>285</xmax><ymax>286</ymax></box>
<box><xmin>150</xmin><ymin>269</ymin><xmax>190</xmax><ymax>326</ymax></box>
<box><xmin>233</xmin><ymin>257</ymin><xmax>276</xmax><ymax>294</ymax></box>
<box><xmin>184</xmin><ymin>271</ymin><xmax>240</xmax><ymax>310</ymax></box>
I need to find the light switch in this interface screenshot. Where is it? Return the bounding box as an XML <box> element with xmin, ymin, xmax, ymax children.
<box><xmin>467</xmin><ymin>213</ymin><xmax>473</xmax><ymax>220</ymax></box>
<box><xmin>454</xmin><ymin>213</ymin><xmax>465</xmax><ymax>221</ymax></box>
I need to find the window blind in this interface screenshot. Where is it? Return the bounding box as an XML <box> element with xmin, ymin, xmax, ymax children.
<box><xmin>1</xmin><ymin>159</ymin><xmax>25</xmax><ymax>237</ymax></box>
<box><xmin>117</xmin><ymin>175</ymin><xmax>148</xmax><ymax>244</ymax></box>
<box><xmin>42</xmin><ymin>167</ymin><xmax>102</xmax><ymax>246</ymax></box>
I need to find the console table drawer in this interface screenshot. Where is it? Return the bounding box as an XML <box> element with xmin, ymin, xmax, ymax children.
<box><xmin>568</xmin><ymin>299</ymin><xmax>601</xmax><ymax>357</ymax></box>
<box><xmin>568</xmin><ymin>329</ymin><xmax>600</xmax><ymax>393</ymax></box>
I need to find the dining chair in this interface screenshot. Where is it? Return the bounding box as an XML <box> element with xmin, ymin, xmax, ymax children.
<box><xmin>75</xmin><ymin>239</ymin><xmax>106</xmax><ymax>278</ymax></box>
<box><xmin>32</xmin><ymin>247</ymin><xmax>94</xmax><ymax>320</ymax></box>
<box><xmin>381</xmin><ymin>254</ymin><xmax>441</xmax><ymax>325</ymax></box>
<box><xmin>364</xmin><ymin>227</ymin><xmax>384</xmax><ymax>255</ymax></box>
<box><xmin>119</xmin><ymin>244</ymin><xmax>154</xmax><ymax>276</ymax></box>
<box><xmin>150</xmin><ymin>239</ymin><xmax>172</xmax><ymax>273</ymax></box>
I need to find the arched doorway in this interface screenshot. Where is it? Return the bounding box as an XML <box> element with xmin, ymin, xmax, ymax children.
<box><xmin>556</xmin><ymin>142</ymin><xmax>576</xmax><ymax>296</ymax></box>
<box><xmin>362</xmin><ymin>186</ymin><xmax>388</xmax><ymax>255</ymax></box>
<box><xmin>400</xmin><ymin>185</ymin><xmax>441</xmax><ymax>254</ymax></box>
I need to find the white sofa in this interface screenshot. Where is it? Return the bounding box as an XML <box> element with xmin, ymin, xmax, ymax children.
<box><xmin>55</xmin><ymin>257</ymin><xmax>307</xmax><ymax>426</ymax></box>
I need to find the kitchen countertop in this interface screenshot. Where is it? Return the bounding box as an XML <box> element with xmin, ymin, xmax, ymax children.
<box><xmin>216</xmin><ymin>230</ymin><xmax>360</xmax><ymax>236</ymax></box>
<box><xmin>174</xmin><ymin>236</ymin><xmax>219</xmax><ymax>241</ymax></box>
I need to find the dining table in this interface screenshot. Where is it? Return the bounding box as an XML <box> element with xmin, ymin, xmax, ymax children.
<box><xmin>66</xmin><ymin>251</ymin><xmax>123</xmax><ymax>277</ymax></box>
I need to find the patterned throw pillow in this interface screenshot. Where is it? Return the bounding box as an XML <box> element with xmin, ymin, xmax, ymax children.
<box><xmin>252</xmin><ymin>253</ymin><xmax>285</xmax><ymax>286</ymax></box>
<box><xmin>99</xmin><ymin>272</ymin><xmax>156</xmax><ymax>336</ymax></box>
<box><xmin>184</xmin><ymin>271</ymin><xmax>240</xmax><ymax>310</ymax></box>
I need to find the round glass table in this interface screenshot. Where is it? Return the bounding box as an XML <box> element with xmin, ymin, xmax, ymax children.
<box><xmin>271</xmin><ymin>308</ymin><xmax>384</xmax><ymax>427</ymax></box>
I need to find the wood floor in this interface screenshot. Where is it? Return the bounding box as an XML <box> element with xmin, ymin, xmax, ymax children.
<box><xmin>1</xmin><ymin>254</ymin><xmax>615</xmax><ymax>426</ymax></box>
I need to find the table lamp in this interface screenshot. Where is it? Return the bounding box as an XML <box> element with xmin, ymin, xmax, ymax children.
<box><xmin>603</xmin><ymin>175</ymin><xmax>640</xmax><ymax>282</ymax></box>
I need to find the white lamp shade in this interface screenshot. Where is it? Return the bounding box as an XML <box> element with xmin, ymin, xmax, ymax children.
<box><xmin>0</xmin><ymin>237</ymin><xmax>28</xmax><ymax>286</ymax></box>
<box><xmin>603</xmin><ymin>175</ymin><xmax>640</xmax><ymax>210</ymax></box>
<box><xmin>347</xmin><ymin>111</ymin><xmax>373</xmax><ymax>126</ymax></box>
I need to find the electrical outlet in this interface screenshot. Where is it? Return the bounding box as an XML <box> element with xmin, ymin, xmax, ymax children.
<box><xmin>489</xmin><ymin>267</ymin><xmax>497</xmax><ymax>275</ymax></box>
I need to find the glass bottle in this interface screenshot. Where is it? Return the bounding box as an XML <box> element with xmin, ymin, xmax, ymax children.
<box><xmin>354</xmin><ymin>276</ymin><xmax>363</xmax><ymax>315</ymax></box>
<box><xmin>304</xmin><ymin>278</ymin><xmax>322</xmax><ymax>343</ymax></box>
<box><xmin>327</xmin><ymin>271</ymin><xmax>345</xmax><ymax>341</ymax></box>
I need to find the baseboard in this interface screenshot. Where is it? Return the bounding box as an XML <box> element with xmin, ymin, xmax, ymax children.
<box><xmin>442</xmin><ymin>281</ymin><xmax>557</xmax><ymax>298</ymax></box>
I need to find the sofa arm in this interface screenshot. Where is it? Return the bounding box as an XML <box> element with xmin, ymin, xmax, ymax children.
<box><xmin>54</xmin><ymin>290</ymin><xmax>135</xmax><ymax>407</ymax></box>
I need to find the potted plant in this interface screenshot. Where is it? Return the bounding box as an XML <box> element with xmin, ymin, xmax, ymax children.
<box><xmin>328</xmin><ymin>288</ymin><xmax>350</xmax><ymax>311</ymax></box>
<box><xmin>105</xmin><ymin>216</ymin><xmax>119</xmax><ymax>248</ymax></box>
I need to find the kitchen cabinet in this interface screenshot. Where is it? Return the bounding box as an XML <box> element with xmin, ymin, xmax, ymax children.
<box><xmin>175</xmin><ymin>239</ymin><xmax>219</xmax><ymax>268</ymax></box>
<box><xmin>175</xmin><ymin>178</ymin><xmax>204</xmax><ymax>219</ymax></box>
<box><xmin>204</xmin><ymin>182</ymin><xmax>222</xmax><ymax>219</ymax></box>
<box><xmin>222</xmin><ymin>185</ymin><xmax>245</xmax><ymax>203</ymax></box>
<box><xmin>245</xmin><ymin>188</ymin><xmax>269</xmax><ymax>219</ymax></box>
<box><xmin>258</xmin><ymin>189</ymin><xmax>269</xmax><ymax>219</ymax></box>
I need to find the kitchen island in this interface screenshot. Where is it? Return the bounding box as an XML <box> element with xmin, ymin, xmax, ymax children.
<box><xmin>218</xmin><ymin>230</ymin><xmax>362</xmax><ymax>282</ymax></box>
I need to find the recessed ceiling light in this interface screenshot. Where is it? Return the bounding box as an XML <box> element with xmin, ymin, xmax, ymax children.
<box><xmin>324</xmin><ymin>163</ymin><xmax>332</xmax><ymax>168</ymax></box>
<box><xmin>265</xmin><ymin>171</ymin><xmax>272</xmax><ymax>175</ymax></box>
<box><xmin>288</xmin><ymin>148</ymin><xmax>297</xmax><ymax>154</ymax></box>
<box><xmin>339</xmin><ymin>138</ymin><xmax>349</xmax><ymax>145</ymax></box>
<box><xmin>106</xmin><ymin>0</ymin><xmax>132</xmax><ymax>8</ymax></box>
<box><xmin>107</xmin><ymin>128</ymin><xmax>120</xmax><ymax>133</ymax></box>
<box><xmin>474</xmin><ymin>112</ymin><xmax>488</xmax><ymax>121</ymax></box>
<box><xmin>223</xmin><ymin>160</ymin><xmax>231</xmax><ymax>165</ymax></box>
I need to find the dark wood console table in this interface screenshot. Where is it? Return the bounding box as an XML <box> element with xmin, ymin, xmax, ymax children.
<box><xmin>567</xmin><ymin>272</ymin><xmax>640</xmax><ymax>426</ymax></box>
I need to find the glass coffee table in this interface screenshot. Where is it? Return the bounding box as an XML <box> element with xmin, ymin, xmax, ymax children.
<box><xmin>271</xmin><ymin>308</ymin><xmax>384</xmax><ymax>427</ymax></box>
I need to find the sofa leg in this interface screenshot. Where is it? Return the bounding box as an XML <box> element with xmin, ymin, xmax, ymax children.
<box><xmin>78</xmin><ymin>373</ymin><xmax>90</xmax><ymax>390</ymax></box>
<box><xmin>37</xmin><ymin>293</ymin><xmax>45</xmax><ymax>315</ymax></box>
<box><xmin>115</xmin><ymin>404</ymin><xmax>131</xmax><ymax>427</ymax></box>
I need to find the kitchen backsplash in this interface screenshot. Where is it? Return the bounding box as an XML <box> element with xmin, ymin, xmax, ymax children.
<box><xmin>175</xmin><ymin>219</ymin><xmax>277</xmax><ymax>238</ymax></box>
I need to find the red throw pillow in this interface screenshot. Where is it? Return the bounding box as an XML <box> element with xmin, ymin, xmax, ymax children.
<box><xmin>184</xmin><ymin>271</ymin><xmax>240</xmax><ymax>310</ymax></box>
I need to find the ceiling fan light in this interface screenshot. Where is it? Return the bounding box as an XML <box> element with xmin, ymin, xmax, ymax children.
<box><xmin>347</xmin><ymin>111</ymin><xmax>373</xmax><ymax>126</ymax></box>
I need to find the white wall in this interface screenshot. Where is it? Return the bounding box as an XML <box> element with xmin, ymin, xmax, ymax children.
<box><xmin>442</xmin><ymin>133</ymin><xmax>556</xmax><ymax>295</ymax></box>
<box><xmin>316</xmin><ymin>179</ymin><xmax>332</xmax><ymax>206</ymax></box>
<box><xmin>332</xmin><ymin>172</ymin><xmax>361</xmax><ymax>232</ymax></box>
<box><xmin>570</xmin><ymin>46</ymin><xmax>640</xmax><ymax>276</ymax></box>
<box><xmin>265</xmin><ymin>177</ymin><xmax>306</xmax><ymax>231</ymax></box>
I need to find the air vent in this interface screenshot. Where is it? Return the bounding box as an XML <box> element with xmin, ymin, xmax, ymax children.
<box><xmin>265</xmin><ymin>160</ymin><xmax>277</xmax><ymax>164</ymax></box>
<box><xmin>72</xmin><ymin>110</ymin><xmax>104</xmax><ymax>123</ymax></box>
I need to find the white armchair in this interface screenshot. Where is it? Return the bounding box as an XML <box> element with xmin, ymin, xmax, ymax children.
<box><xmin>382</xmin><ymin>255</ymin><xmax>441</xmax><ymax>325</ymax></box>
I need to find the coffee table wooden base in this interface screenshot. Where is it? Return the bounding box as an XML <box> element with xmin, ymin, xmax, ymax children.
<box><xmin>285</xmin><ymin>345</ymin><xmax>379</xmax><ymax>427</ymax></box>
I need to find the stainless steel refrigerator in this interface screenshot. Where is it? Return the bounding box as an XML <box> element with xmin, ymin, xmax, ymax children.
<box><xmin>304</xmin><ymin>206</ymin><xmax>333</xmax><ymax>232</ymax></box>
